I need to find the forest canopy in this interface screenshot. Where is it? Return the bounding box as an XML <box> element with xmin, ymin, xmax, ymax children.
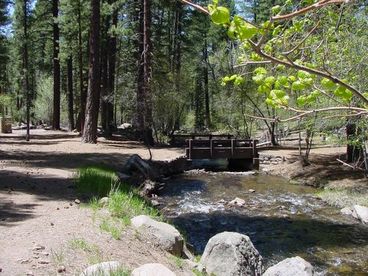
<box><xmin>0</xmin><ymin>0</ymin><xmax>367</xmax><ymax>146</ymax></box>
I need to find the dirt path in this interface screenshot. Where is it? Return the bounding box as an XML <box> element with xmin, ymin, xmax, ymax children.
<box><xmin>0</xmin><ymin>130</ymin><xmax>186</xmax><ymax>276</ymax></box>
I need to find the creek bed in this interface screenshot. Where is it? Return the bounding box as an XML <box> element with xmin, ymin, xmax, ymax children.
<box><xmin>157</xmin><ymin>171</ymin><xmax>368</xmax><ymax>275</ymax></box>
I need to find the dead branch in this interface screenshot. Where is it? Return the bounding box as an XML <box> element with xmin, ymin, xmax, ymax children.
<box><xmin>337</xmin><ymin>158</ymin><xmax>365</xmax><ymax>171</ymax></box>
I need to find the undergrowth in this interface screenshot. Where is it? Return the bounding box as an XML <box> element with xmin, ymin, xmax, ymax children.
<box><xmin>75</xmin><ymin>165</ymin><xmax>160</xmax><ymax>237</ymax></box>
<box><xmin>75</xmin><ymin>166</ymin><xmax>121</xmax><ymax>197</ymax></box>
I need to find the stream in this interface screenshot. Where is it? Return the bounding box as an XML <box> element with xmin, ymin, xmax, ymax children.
<box><xmin>158</xmin><ymin>171</ymin><xmax>368</xmax><ymax>275</ymax></box>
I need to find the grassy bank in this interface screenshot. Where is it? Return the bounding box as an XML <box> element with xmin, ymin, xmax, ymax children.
<box><xmin>317</xmin><ymin>188</ymin><xmax>368</xmax><ymax>208</ymax></box>
<box><xmin>75</xmin><ymin>166</ymin><xmax>160</xmax><ymax>234</ymax></box>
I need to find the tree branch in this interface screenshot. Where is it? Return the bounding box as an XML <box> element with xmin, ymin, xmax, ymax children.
<box><xmin>282</xmin><ymin>21</ymin><xmax>320</xmax><ymax>56</ymax></box>
<box><xmin>243</xmin><ymin>106</ymin><xmax>367</xmax><ymax>122</ymax></box>
<box><xmin>248</xmin><ymin>40</ymin><xmax>368</xmax><ymax>105</ymax></box>
<box><xmin>179</xmin><ymin>0</ymin><xmax>209</xmax><ymax>14</ymax></box>
<box><xmin>271</xmin><ymin>0</ymin><xmax>350</xmax><ymax>21</ymax></box>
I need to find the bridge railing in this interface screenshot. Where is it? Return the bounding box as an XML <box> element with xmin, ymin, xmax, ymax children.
<box><xmin>186</xmin><ymin>139</ymin><xmax>258</xmax><ymax>160</ymax></box>
<box><xmin>169</xmin><ymin>134</ymin><xmax>233</xmax><ymax>147</ymax></box>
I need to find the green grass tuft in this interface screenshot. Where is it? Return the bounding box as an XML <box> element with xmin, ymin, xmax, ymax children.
<box><xmin>108</xmin><ymin>190</ymin><xmax>160</xmax><ymax>223</ymax></box>
<box><xmin>99</xmin><ymin>218</ymin><xmax>123</xmax><ymax>240</ymax></box>
<box><xmin>75</xmin><ymin>165</ymin><xmax>161</xmax><ymax>239</ymax></box>
<box><xmin>75</xmin><ymin>166</ymin><xmax>123</xmax><ymax>197</ymax></box>
<box><xmin>169</xmin><ymin>255</ymin><xmax>184</xmax><ymax>269</ymax></box>
<box><xmin>109</xmin><ymin>267</ymin><xmax>131</xmax><ymax>276</ymax></box>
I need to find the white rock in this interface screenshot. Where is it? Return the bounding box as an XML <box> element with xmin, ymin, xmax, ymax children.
<box><xmin>262</xmin><ymin>256</ymin><xmax>314</xmax><ymax>276</ymax></box>
<box><xmin>352</xmin><ymin>205</ymin><xmax>368</xmax><ymax>224</ymax></box>
<box><xmin>132</xmin><ymin>263</ymin><xmax>175</xmax><ymax>276</ymax></box>
<box><xmin>340</xmin><ymin>207</ymin><xmax>353</xmax><ymax>216</ymax></box>
<box><xmin>200</xmin><ymin>232</ymin><xmax>263</xmax><ymax>276</ymax></box>
<box><xmin>80</xmin><ymin>261</ymin><xmax>121</xmax><ymax>276</ymax></box>
<box><xmin>131</xmin><ymin>215</ymin><xmax>184</xmax><ymax>256</ymax></box>
<box><xmin>229</xmin><ymin>197</ymin><xmax>246</xmax><ymax>207</ymax></box>
<box><xmin>98</xmin><ymin>197</ymin><xmax>109</xmax><ymax>206</ymax></box>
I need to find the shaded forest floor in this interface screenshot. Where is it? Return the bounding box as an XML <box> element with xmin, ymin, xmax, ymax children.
<box><xmin>0</xmin><ymin>130</ymin><xmax>366</xmax><ymax>275</ymax></box>
<box><xmin>0</xmin><ymin>130</ymin><xmax>187</xmax><ymax>276</ymax></box>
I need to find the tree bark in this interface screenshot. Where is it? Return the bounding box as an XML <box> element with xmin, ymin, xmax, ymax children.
<box><xmin>81</xmin><ymin>0</ymin><xmax>100</xmax><ymax>143</ymax></box>
<box><xmin>106</xmin><ymin>8</ymin><xmax>118</xmax><ymax>136</ymax></box>
<box><xmin>100</xmin><ymin>27</ymin><xmax>108</xmax><ymax>134</ymax></box>
<box><xmin>77</xmin><ymin>0</ymin><xmax>85</xmax><ymax>132</ymax></box>
<box><xmin>203</xmin><ymin>39</ymin><xmax>210</xmax><ymax>129</ymax></box>
<box><xmin>67</xmin><ymin>56</ymin><xmax>74</xmax><ymax>131</ymax></box>
<box><xmin>52</xmin><ymin>0</ymin><xmax>60</xmax><ymax>130</ymax></box>
<box><xmin>136</xmin><ymin>0</ymin><xmax>154</xmax><ymax>146</ymax></box>
<box><xmin>23</xmin><ymin>0</ymin><xmax>30</xmax><ymax>141</ymax></box>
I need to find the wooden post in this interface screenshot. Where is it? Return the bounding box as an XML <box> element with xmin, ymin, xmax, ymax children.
<box><xmin>210</xmin><ymin>139</ymin><xmax>213</xmax><ymax>158</ymax></box>
<box><xmin>189</xmin><ymin>139</ymin><xmax>193</xmax><ymax>160</ymax></box>
<box><xmin>253</xmin><ymin>139</ymin><xmax>259</xmax><ymax>170</ymax></box>
<box><xmin>231</xmin><ymin>139</ymin><xmax>234</xmax><ymax>158</ymax></box>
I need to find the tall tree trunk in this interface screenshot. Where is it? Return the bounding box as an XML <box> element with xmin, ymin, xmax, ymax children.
<box><xmin>23</xmin><ymin>0</ymin><xmax>30</xmax><ymax>141</ymax></box>
<box><xmin>77</xmin><ymin>0</ymin><xmax>85</xmax><ymax>132</ymax></box>
<box><xmin>106</xmin><ymin>8</ymin><xmax>117</xmax><ymax>137</ymax></box>
<box><xmin>52</xmin><ymin>0</ymin><xmax>60</xmax><ymax>130</ymax></box>
<box><xmin>136</xmin><ymin>0</ymin><xmax>154</xmax><ymax>146</ymax></box>
<box><xmin>82</xmin><ymin>0</ymin><xmax>100</xmax><ymax>143</ymax></box>
<box><xmin>173</xmin><ymin>2</ymin><xmax>182</xmax><ymax>131</ymax></box>
<box><xmin>100</xmin><ymin>29</ymin><xmax>108</xmax><ymax>134</ymax></box>
<box><xmin>203</xmin><ymin>39</ymin><xmax>210</xmax><ymax>129</ymax></box>
<box><xmin>67</xmin><ymin>56</ymin><xmax>74</xmax><ymax>131</ymax></box>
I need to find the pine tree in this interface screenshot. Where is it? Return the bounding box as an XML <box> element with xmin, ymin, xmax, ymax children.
<box><xmin>0</xmin><ymin>0</ymin><xmax>9</xmax><ymax>93</ymax></box>
<box><xmin>136</xmin><ymin>0</ymin><xmax>154</xmax><ymax>145</ymax></box>
<box><xmin>52</xmin><ymin>0</ymin><xmax>61</xmax><ymax>129</ymax></box>
<box><xmin>81</xmin><ymin>0</ymin><xmax>100</xmax><ymax>143</ymax></box>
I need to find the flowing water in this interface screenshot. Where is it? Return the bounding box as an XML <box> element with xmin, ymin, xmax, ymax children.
<box><xmin>158</xmin><ymin>171</ymin><xmax>368</xmax><ymax>275</ymax></box>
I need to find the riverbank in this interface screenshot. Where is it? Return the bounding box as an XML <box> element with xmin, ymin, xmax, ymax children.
<box><xmin>259</xmin><ymin>146</ymin><xmax>368</xmax><ymax>211</ymax></box>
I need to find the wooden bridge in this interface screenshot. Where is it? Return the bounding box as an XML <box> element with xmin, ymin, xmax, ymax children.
<box><xmin>171</xmin><ymin>134</ymin><xmax>259</xmax><ymax>170</ymax></box>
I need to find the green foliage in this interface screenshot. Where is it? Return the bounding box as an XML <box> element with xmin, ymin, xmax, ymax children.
<box><xmin>76</xmin><ymin>166</ymin><xmax>160</xmax><ymax>234</ymax></box>
<box><xmin>75</xmin><ymin>166</ymin><xmax>121</xmax><ymax>197</ymax></box>
<box><xmin>99</xmin><ymin>218</ymin><xmax>123</xmax><ymax>239</ymax></box>
<box><xmin>33</xmin><ymin>75</ymin><xmax>53</xmax><ymax>123</ymax></box>
<box><xmin>209</xmin><ymin>6</ymin><xmax>230</xmax><ymax>25</ymax></box>
<box><xmin>108</xmin><ymin>190</ymin><xmax>160</xmax><ymax>222</ymax></box>
<box><xmin>228</xmin><ymin>15</ymin><xmax>258</xmax><ymax>40</ymax></box>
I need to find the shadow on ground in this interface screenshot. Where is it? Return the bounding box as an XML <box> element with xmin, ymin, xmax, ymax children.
<box><xmin>0</xmin><ymin>169</ymin><xmax>78</xmax><ymax>226</ymax></box>
<box><xmin>0</xmin><ymin>198</ymin><xmax>40</xmax><ymax>227</ymax></box>
<box><xmin>0</xmin><ymin>151</ymin><xmax>132</xmax><ymax>171</ymax></box>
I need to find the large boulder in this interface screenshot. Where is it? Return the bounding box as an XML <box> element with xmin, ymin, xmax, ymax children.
<box><xmin>131</xmin><ymin>215</ymin><xmax>184</xmax><ymax>256</ymax></box>
<box><xmin>132</xmin><ymin>263</ymin><xmax>175</xmax><ymax>276</ymax></box>
<box><xmin>352</xmin><ymin>205</ymin><xmax>368</xmax><ymax>224</ymax></box>
<box><xmin>200</xmin><ymin>232</ymin><xmax>263</xmax><ymax>276</ymax></box>
<box><xmin>262</xmin><ymin>256</ymin><xmax>314</xmax><ymax>276</ymax></box>
<box><xmin>80</xmin><ymin>261</ymin><xmax>121</xmax><ymax>276</ymax></box>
